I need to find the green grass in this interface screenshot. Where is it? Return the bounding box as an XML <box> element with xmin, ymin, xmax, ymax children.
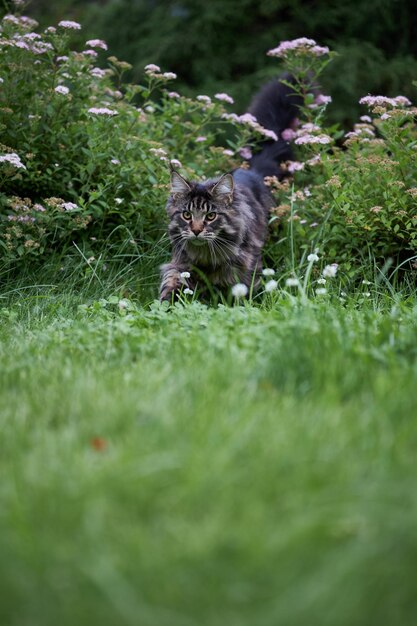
<box><xmin>1</xmin><ymin>278</ymin><xmax>417</xmax><ymax>626</ymax></box>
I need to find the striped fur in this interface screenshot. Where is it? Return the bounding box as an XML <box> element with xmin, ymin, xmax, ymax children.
<box><xmin>160</xmin><ymin>170</ymin><xmax>272</xmax><ymax>301</ymax></box>
<box><xmin>160</xmin><ymin>77</ymin><xmax>300</xmax><ymax>301</ymax></box>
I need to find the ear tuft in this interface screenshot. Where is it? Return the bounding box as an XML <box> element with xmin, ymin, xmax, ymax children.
<box><xmin>211</xmin><ymin>173</ymin><xmax>234</xmax><ymax>201</ymax></box>
<box><xmin>170</xmin><ymin>171</ymin><xmax>191</xmax><ymax>195</ymax></box>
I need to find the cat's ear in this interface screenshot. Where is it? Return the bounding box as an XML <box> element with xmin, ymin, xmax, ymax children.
<box><xmin>211</xmin><ymin>173</ymin><xmax>234</xmax><ymax>203</ymax></box>
<box><xmin>170</xmin><ymin>170</ymin><xmax>191</xmax><ymax>195</ymax></box>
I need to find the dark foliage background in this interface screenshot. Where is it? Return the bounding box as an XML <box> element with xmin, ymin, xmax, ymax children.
<box><xmin>21</xmin><ymin>0</ymin><xmax>417</xmax><ymax>126</ymax></box>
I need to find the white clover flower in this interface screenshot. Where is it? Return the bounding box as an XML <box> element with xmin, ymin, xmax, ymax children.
<box><xmin>54</xmin><ymin>85</ymin><xmax>69</xmax><ymax>95</ymax></box>
<box><xmin>58</xmin><ymin>20</ymin><xmax>82</xmax><ymax>30</ymax></box>
<box><xmin>322</xmin><ymin>263</ymin><xmax>338</xmax><ymax>278</ymax></box>
<box><xmin>180</xmin><ymin>271</ymin><xmax>191</xmax><ymax>279</ymax></box>
<box><xmin>86</xmin><ymin>39</ymin><xmax>108</xmax><ymax>50</ymax></box>
<box><xmin>223</xmin><ymin>149</ymin><xmax>234</xmax><ymax>156</ymax></box>
<box><xmin>285</xmin><ymin>277</ymin><xmax>300</xmax><ymax>287</ymax></box>
<box><xmin>317</xmin><ymin>277</ymin><xmax>326</xmax><ymax>285</ymax></box>
<box><xmin>170</xmin><ymin>159</ymin><xmax>182</xmax><ymax>168</ymax></box>
<box><xmin>196</xmin><ymin>95</ymin><xmax>212</xmax><ymax>104</ymax></box>
<box><xmin>265</xmin><ymin>280</ymin><xmax>278</xmax><ymax>292</ymax></box>
<box><xmin>316</xmin><ymin>288</ymin><xmax>327</xmax><ymax>295</ymax></box>
<box><xmin>307</xmin><ymin>253</ymin><xmax>319</xmax><ymax>262</ymax></box>
<box><xmin>262</xmin><ymin>268</ymin><xmax>275</xmax><ymax>276</ymax></box>
<box><xmin>162</xmin><ymin>72</ymin><xmax>177</xmax><ymax>80</ymax></box>
<box><xmin>362</xmin><ymin>279</ymin><xmax>372</xmax><ymax>285</ymax></box>
<box><xmin>118</xmin><ymin>299</ymin><xmax>129</xmax><ymax>309</ymax></box>
<box><xmin>115</xmin><ymin>197</ymin><xmax>123</xmax><ymax>205</ymax></box>
<box><xmin>0</xmin><ymin>78</ymin><xmax>4</xmax><ymax>84</ymax></box>
<box><xmin>183</xmin><ymin>288</ymin><xmax>194</xmax><ymax>296</ymax></box>
<box><xmin>167</xmin><ymin>91</ymin><xmax>180</xmax><ymax>99</ymax></box>
<box><xmin>232</xmin><ymin>283</ymin><xmax>248</xmax><ymax>297</ymax></box>
<box><xmin>111</xmin><ymin>158</ymin><xmax>120</xmax><ymax>165</ymax></box>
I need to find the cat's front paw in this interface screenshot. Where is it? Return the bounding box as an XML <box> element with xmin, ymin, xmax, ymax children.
<box><xmin>159</xmin><ymin>264</ymin><xmax>182</xmax><ymax>302</ymax></box>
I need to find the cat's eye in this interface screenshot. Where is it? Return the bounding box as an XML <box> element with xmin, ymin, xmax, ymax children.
<box><xmin>205</xmin><ymin>212</ymin><xmax>217</xmax><ymax>221</ymax></box>
<box><xmin>182</xmin><ymin>210</ymin><xmax>192</xmax><ymax>221</ymax></box>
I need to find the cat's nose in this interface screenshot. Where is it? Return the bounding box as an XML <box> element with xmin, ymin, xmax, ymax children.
<box><xmin>191</xmin><ymin>225</ymin><xmax>203</xmax><ymax>236</ymax></box>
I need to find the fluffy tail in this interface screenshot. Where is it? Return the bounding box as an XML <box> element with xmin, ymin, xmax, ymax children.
<box><xmin>247</xmin><ymin>74</ymin><xmax>302</xmax><ymax>178</ymax></box>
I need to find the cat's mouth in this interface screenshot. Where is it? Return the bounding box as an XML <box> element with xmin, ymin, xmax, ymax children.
<box><xmin>188</xmin><ymin>238</ymin><xmax>207</xmax><ymax>247</ymax></box>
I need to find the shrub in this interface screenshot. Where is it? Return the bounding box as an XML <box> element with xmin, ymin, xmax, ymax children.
<box><xmin>1</xmin><ymin>11</ymin><xmax>417</xmax><ymax>284</ymax></box>
<box><xmin>264</xmin><ymin>39</ymin><xmax>417</xmax><ymax>279</ymax></box>
<box><xmin>0</xmin><ymin>12</ymin><xmax>263</xmax><ymax>265</ymax></box>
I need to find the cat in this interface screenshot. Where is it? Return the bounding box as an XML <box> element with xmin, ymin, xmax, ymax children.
<box><xmin>159</xmin><ymin>76</ymin><xmax>302</xmax><ymax>302</ymax></box>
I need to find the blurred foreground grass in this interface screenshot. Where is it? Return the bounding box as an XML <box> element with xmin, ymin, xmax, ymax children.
<box><xmin>1</xmin><ymin>291</ymin><xmax>417</xmax><ymax>625</ymax></box>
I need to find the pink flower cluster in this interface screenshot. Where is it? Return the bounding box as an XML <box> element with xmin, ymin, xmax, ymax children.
<box><xmin>214</xmin><ymin>92</ymin><xmax>234</xmax><ymax>104</ymax></box>
<box><xmin>85</xmin><ymin>39</ymin><xmax>108</xmax><ymax>50</ymax></box>
<box><xmin>88</xmin><ymin>107</ymin><xmax>118</xmax><ymax>116</ymax></box>
<box><xmin>3</xmin><ymin>14</ymin><xmax>38</xmax><ymax>30</ymax></box>
<box><xmin>58</xmin><ymin>20</ymin><xmax>81</xmax><ymax>30</ymax></box>
<box><xmin>267</xmin><ymin>38</ymin><xmax>330</xmax><ymax>58</ymax></box>
<box><xmin>293</xmin><ymin>123</ymin><xmax>331</xmax><ymax>146</ymax></box>
<box><xmin>359</xmin><ymin>95</ymin><xmax>411</xmax><ymax>108</ymax></box>
<box><xmin>144</xmin><ymin>64</ymin><xmax>177</xmax><ymax>80</ymax></box>
<box><xmin>222</xmin><ymin>112</ymin><xmax>278</xmax><ymax>141</ymax></box>
<box><xmin>6</xmin><ymin>31</ymin><xmax>53</xmax><ymax>55</ymax></box>
<box><xmin>0</xmin><ymin>152</ymin><xmax>26</xmax><ymax>169</ymax></box>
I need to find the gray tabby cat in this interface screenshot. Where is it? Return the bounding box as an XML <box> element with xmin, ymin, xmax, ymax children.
<box><xmin>160</xmin><ymin>77</ymin><xmax>301</xmax><ymax>301</ymax></box>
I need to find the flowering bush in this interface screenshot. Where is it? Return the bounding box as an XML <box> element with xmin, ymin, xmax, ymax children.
<box><xmin>0</xmin><ymin>11</ymin><xmax>265</xmax><ymax>264</ymax></box>
<box><xmin>266</xmin><ymin>38</ymin><xmax>417</xmax><ymax>277</ymax></box>
<box><xmin>1</xmin><ymin>9</ymin><xmax>416</xmax><ymax>282</ymax></box>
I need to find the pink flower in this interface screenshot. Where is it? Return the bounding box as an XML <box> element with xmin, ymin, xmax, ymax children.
<box><xmin>170</xmin><ymin>158</ymin><xmax>182</xmax><ymax>168</ymax></box>
<box><xmin>88</xmin><ymin>107</ymin><xmax>118</xmax><ymax>116</ymax></box>
<box><xmin>82</xmin><ymin>49</ymin><xmax>98</xmax><ymax>58</ymax></box>
<box><xmin>58</xmin><ymin>20</ymin><xmax>81</xmax><ymax>30</ymax></box>
<box><xmin>196</xmin><ymin>136</ymin><xmax>207</xmax><ymax>142</ymax></box>
<box><xmin>287</xmin><ymin>161</ymin><xmax>304</xmax><ymax>173</ymax></box>
<box><xmin>238</xmin><ymin>113</ymin><xmax>258</xmax><ymax>125</ymax></box>
<box><xmin>54</xmin><ymin>85</ymin><xmax>69</xmax><ymax>95</ymax></box>
<box><xmin>0</xmin><ymin>153</ymin><xmax>26</xmax><ymax>169</ymax></box>
<box><xmin>239</xmin><ymin>147</ymin><xmax>252</xmax><ymax>160</ymax></box>
<box><xmin>314</xmin><ymin>94</ymin><xmax>332</xmax><ymax>106</ymax></box>
<box><xmin>90</xmin><ymin>68</ymin><xmax>106</xmax><ymax>78</ymax></box>
<box><xmin>86</xmin><ymin>39</ymin><xmax>108</xmax><ymax>50</ymax></box>
<box><xmin>281</xmin><ymin>128</ymin><xmax>296</xmax><ymax>141</ymax></box>
<box><xmin>196</xmin><ymin>95</ymin><xmax>211</xmax><ymax>104</ymax></box>
<box><xmin>167</xmin><ymin>91</ymin><xmax>180</xmax><ymax>98</ymax></box>
<box><xmin>62</xmin><ymin>202</ymin><xmax>78</xmax><ymax>211</ymax></box>
<box><xmin>267</xmin><ymin>38</ymin><xmax>329</xmax><ymax>58</ymax></box>
<box><xmin>260</xmin><ymin>128</ymin><xmax>278</xmax><ymax>141</ymax></box>
<box><xmin>214</xmin><ymin>92</ymin><xmax>234</xmax><ymax>104</ymax></box>
<box><xmin>144</xmin><ymin>64</ymin><xmax>160</xmax><ymax>73</ymax></box>
<box><xmin>359</xmin><ymin>94</ymin><xmax>411</xmax><ymax>108</ymax></box>
<box><xmin>295</xmin><ymin>134</ymin><xmax>331</xmax><ymax>145</ymax></box>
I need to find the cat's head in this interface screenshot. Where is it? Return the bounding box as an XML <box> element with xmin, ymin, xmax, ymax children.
<box><xmin>166</xmin><ymin>170</ymin><xmax>238</xmax><ymax>253</ymax></box>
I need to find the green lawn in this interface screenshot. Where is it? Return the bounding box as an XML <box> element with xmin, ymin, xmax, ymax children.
<box><xmin>1</xmin><ymin>287</ymin><xmax>417</xmax><ymax>625</ymax></box>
